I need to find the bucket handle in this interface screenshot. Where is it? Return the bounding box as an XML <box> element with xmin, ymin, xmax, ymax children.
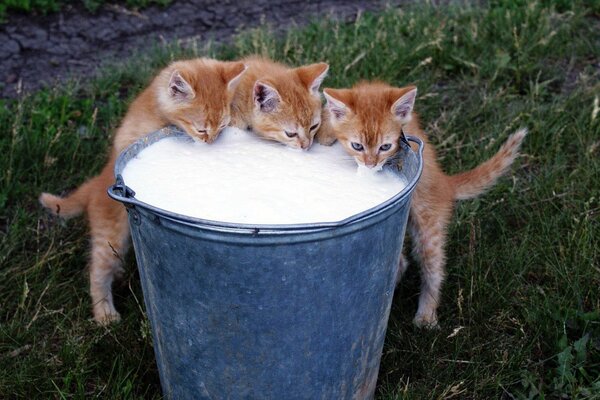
<box><xmin>404</xmin><ymin>135</ymin><xmax>424</xmax><ymax>160</ymax></box>
<box><xmin>107</xmin><ymin>175</ymin><xmax>138</xmax><ymax>208</ymax></box>
<box><xmin>389</xmin><ymin>134</ymin><xmax>424</xmax><ymax>173</ymax></box>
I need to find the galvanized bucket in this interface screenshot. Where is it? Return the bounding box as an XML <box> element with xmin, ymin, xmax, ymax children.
<box><xmin>108</xmin><ymin>127</ymin><xmax>423</xmax><ymax>400</ymax></box>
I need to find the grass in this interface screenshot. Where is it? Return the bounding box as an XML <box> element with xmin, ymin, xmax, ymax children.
<box><xmin>0</xmin><ymin>0</ymin><xmax>171</xmax><ymax>22</ymax></box>
<box><xmin>1</xmin><ymin>0</ymin><xmax>599</xmax><ymax>398</ymax></box>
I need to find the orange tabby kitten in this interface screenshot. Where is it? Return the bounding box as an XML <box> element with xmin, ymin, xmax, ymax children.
<box><xmin>231</xmin><ymin>56</ymin><xmax>329</xmax><ymax>149</ymax></box>
<box><xmin>319</xmin><ymin>81</ymin><xmax>527</xmax><ymax>328</ymax></box>
<box><xmin>39</xmin><ymin>58</ymin><xmax>246</xmax><ymax>324</ymax></box>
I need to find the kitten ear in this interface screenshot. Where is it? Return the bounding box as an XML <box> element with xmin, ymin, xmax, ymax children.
<box><xmin>323</xmin><ymin>88</ymin><xmax>352</xmax><ymax>121</ymax></box>
<box><xmin>168</xmin><ymin>70</ymin><xmax>195</xmax><ymax>101</ymax></box>
<box><xmin>391</xmin><ymin>87</ymin><xmax>417</xmax><ymax>122</ymax></box>
<box><xmin>296</xmin><ymin>63</ymin><xmax>329</xmax><ymax>96</ymax></box>
<box><xmin>222</xmin><ymin>62</ymin><xmax>247</xmax><ymax>90</ymax></box>
<box><xmin>254</xmin><ymin>81</ymin><xmax>281</xmax><ymax>113</ymax></box>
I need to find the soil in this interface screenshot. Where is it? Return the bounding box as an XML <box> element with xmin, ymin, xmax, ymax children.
<box><xmin>0</xmin><ymin>0</ymin><xmax>404</xmax><ymax>99</ymax></box>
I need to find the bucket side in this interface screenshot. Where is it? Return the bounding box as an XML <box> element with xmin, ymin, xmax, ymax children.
<box><xmin>127</xmin><ymin>194</ymin><xmax>412</xmax><ymax>400</ymax></box>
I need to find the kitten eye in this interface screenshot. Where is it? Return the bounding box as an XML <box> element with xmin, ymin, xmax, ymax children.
<box><xmin>309</xmin><ymin>123</ymin><xmax>320</xmax><ymax>132</ymax></box>
<box><xmin>351</xmin><ymin>142</ymin><xmax>364</xmax><ymax>151</ymax></box>
<box><xmin>285</xmin><ymin>131</ymin><xmax>298</xmax><ymax>138</ymax></box>
<box><xmin>379</xmin><ymin>143</ymin><xmax>392</xmax><ymax>151</ymax></box>
<box><xmin>196</xmin><ymin>128</ymin><xmax>207</xmax><ymax>134</ymax></box>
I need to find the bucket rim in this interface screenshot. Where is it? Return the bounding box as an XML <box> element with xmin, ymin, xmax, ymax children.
<box><xmin>108</xmin><ymin>127</ymin><xmax>423</xmax><ymax>234</ymax></box>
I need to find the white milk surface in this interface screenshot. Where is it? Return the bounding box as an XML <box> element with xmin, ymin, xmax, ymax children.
<box><xmin>121</xmin><ymin>127</ymin><xmax>407</xmax><ymax>225</ymax></box>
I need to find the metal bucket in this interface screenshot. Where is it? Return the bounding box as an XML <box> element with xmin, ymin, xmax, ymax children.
<box><xmin>108</xmin><ymin>127</ymin><xmax>423</xmax><ymax>400</ymax></box>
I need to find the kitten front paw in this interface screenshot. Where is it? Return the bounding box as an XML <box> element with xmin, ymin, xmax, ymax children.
<box><xmin>315</xmin><ymin>133</ymin><xmax>337</xmax><ymax>146</ymax></box>
<box><xmin>413</xmin><ymin>311</ymin><xmax>439</xmax><ymax>329</ymax></box>
<box><xmin>93</xmin><ymin>301</ymin><xmax>121</xmax><ymax>326</ymax></box>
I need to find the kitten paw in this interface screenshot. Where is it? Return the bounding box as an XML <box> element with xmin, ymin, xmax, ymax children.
<box><xmin>93</xmin><ymin>302</ymin><xmax>121</xmax><ymax>325</ymax></box>
<box><xmin>316</xmin><ymin>135</ymin><xmax>337</xmax><ymax>146</ymax></box>
<box><xmin>396</xmin><ymin>254</ymin><xmax>409</xmax><ymax>285</ymax></box>
<box><xmin>413</xmin><ymin>312</ymin><xmax>439</xmax><ymax>329</ymax></box>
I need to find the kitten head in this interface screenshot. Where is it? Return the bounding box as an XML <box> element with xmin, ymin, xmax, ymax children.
<box><xmin>251</xmin><ymin>62</ymin><xmax>328</xmax><ymax>150</ymax></box>
<box><xmin>323</xmin><ymin>82</ymin><xmax>417</xmax><ymax>169</ymax></box>
<box><xmin>157</xmin><ymin>59</ymin><xmax>247</xmax><ymax>143</ymax></box>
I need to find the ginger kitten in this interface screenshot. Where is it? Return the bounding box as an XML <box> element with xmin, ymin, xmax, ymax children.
<box><xmin>231</xmin><ymin>56</ymin><xmax>328</xmax><ymax>149</ymax></box>
<box><xmin>319</xmin><ymin>81</ymin><xmax>527</xmax><ymax>328</ymax></box>
<box><xmin>39</xmin><ymin>58</ymin><xmax>246</xmax><ymax>324</ymax></box>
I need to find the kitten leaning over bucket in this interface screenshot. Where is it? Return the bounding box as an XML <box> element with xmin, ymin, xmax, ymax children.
<box><xmin>317</xmin><ymin>81</ymin><xmax>527</xmax><ymax>328</ymax></box>
<box><xmin>230</xmin><ymin>56</ymin><xmax>328</xmax><ymax>150</ymax></box>
<box><xmin>39</xmin><ymin>58</ymin><xmax>247</xmax><ymax>324</ymax></box>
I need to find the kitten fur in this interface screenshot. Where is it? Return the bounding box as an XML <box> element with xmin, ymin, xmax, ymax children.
<box><xmin>230</xmin><ymin>56</ymin><xmax>329</xmax><ymax>149</ymax></box>
<box><xmin>39</xmin><ymin>58</ymin><xmax>246</xmax><ymax>324</ymax></box>
<box><xmin>319</xmin><ymin>81</ymin><xmax>527</xmax><ymax>328</ymax></box>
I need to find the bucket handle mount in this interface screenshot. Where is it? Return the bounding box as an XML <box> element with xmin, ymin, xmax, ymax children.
<box><xmin>404</xmin><ymin>135</ymin><xmax>424</xmax><ymax>159</ymax></box>
<box><xmin>108</xmin><ymin>175</ymin><xmax>137</xmax><ymax>208</ymax></box>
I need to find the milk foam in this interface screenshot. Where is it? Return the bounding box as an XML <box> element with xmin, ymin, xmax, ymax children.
<box><xmin>121</xmin><ymin>127</ymin><xmax>407</xmax><ymax>225</ymax></box>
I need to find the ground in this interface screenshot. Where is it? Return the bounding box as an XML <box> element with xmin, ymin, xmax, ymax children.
<box><xmin>1</xmin><ymin>0</ymin><xmax>599</xmax><ymax>399</ymax></box>
<box><xmin>0</xmin><ymin>0</ymin><xmax>402</xmax><ymax>98</ymax></box>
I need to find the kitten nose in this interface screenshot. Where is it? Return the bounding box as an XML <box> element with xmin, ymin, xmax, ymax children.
<box><xmin>206</xmin><ymin>127</ymin><xmax>224</xmax><ymax>143</ymax></box>
<box><xmin>365</xmin><ymin>156</ymin><xmax>377</xmax><ymax>168</ymax></box>
<box><xmin>300</xmin><ymin>139</ymin><xmax>311</xmax><ymax>150</ymax></box>
<box><xmin>204</xmin><ymin>132</ymin><xmax>218</xmax><ymax>144</ymax></box>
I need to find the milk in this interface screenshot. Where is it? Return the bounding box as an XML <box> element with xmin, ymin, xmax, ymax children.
<box><xmin>121</xmin><ymin>127</ymin><xmax>407</xmax><ymax>225</ymax></box>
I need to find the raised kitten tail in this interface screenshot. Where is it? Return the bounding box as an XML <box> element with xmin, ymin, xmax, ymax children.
<box><xmin>449</xmin><ymin>128</ymin><xmax>527</xmax><ymax>200</ymax></box>
<box><xmin>39</xmin><ymin>186</ymin><xmax>89</xmax><ymax>219</ymax></box>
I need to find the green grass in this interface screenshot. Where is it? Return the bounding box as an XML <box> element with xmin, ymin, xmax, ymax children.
<box><xmin>1</xmin><ymin>0</ymin><xmax>599</xmax><ymax>398</ymax></box>
<box><xmin>0</xmin><ymin>0</ymin><xmax>171</xmax><ymax>21</ymax></box>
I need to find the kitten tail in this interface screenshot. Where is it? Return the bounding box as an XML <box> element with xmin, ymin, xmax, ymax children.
<box><xmin>449</xmin><ymin>128</ymin><xmax>527</xmax><ymax>200</ymax></box>
<box><xmin>39</xmin><ymin>185</ymin><xmax>89</xmax><ymax>219</ymax></box>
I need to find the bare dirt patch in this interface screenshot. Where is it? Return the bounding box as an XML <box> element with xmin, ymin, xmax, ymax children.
<box><xmin>0</xmin><ymin>0</ymin><xmax>404</xmax><ymax>98</ymax></box>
